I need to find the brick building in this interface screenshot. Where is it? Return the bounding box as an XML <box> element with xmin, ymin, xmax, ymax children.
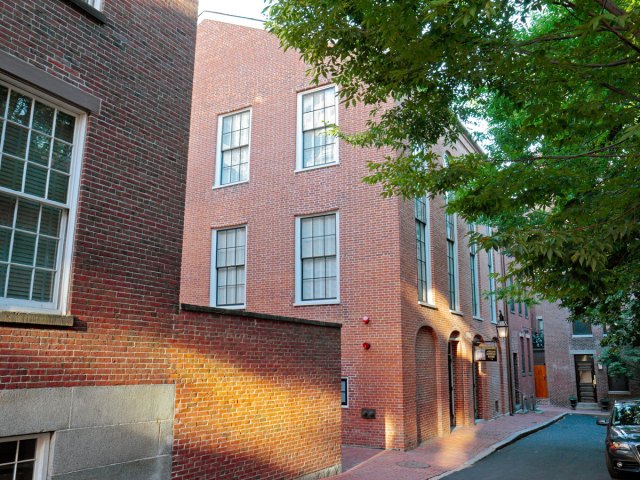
<box><xmin>533</xmin><ymin>301</ymin><xmax>640</xmax><ymax>408</ymax></box>
<box><xmin>182</xmin><ymin>13</ymin><xmax>534</xmax><ymax>450</ymax></box>
<box><xmin>0</xmin><ymin>2</ymin><xmax>341</xmax><ymax>479</ymax></box>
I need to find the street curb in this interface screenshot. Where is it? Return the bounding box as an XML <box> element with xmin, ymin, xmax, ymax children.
<box><xmin>430</xmin><ymin>413</ymin><xmax>568</xmax><ymax>480</ymax></box>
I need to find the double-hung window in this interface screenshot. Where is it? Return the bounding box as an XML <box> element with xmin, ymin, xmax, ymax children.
<box><xmin>469</xmin><ymin>224</ymin><xmax>480</xmax><ymax>318</ymax></box>
<box><xmin>0</xmin><ymin>80</ymin><xmax>83</xmax><ymax>314</ymax></box>
<box><xmin>216</xmin><ymin>109</ymin><xmax>250</xmax><ymax>186</ymax></box>
<box><xmin>0</xmin><ymin>434</ymin><xmax>49</xmax><ymax>479</ymax></box>
<box><xmin>341</xmin><ymin>378</ymin><xmax>348</xmax><ymax>407</ymax></box>
<box><xmin>295</xmin><ymin>213</ymin><xmax>339</xmax><ymax>304</ymax></box>
<box><xmin>211</xmin><ymin>226</ymin><xmax>246</xmax><ymax>308</ymax></box>
<box><xmin>296</xmin><ymin>86</ymin><xmax>338</xmax><ymax>170</ymax></box>
<box><xmin>445</xmin><ymin>196</ymin><xmax>459</xmax><ymax>311</ymax></box>
<box><xmin>415</xmin><ymin>196</ymin><xmax>434</xmax><ymax>305</ymax></box>
<box><xmin>486</xmin><ymin>226</ymin><xmax>497</xmax><ymax>323</ymax></box>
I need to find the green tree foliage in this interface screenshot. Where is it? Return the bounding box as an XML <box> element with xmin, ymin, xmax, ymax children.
<box><xmin>266</xmin><ymin>0</ymin><xmax>640</xmax><ymax>350</ymax></box>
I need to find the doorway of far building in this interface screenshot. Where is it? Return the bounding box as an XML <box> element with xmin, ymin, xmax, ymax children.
<box><xmin>472</xmin><ymin>335</ymin><xmax>486</xmax><ymax>421</ymax></box>
<box><xmin>575</xmin><ymin>354</ymin><xmax>597</xmax><ymax>403</ymax></box>
<box><xmin>448</xmin><ymin>332</ymin><xmax>463</xmax><ymax>430</ymax></box>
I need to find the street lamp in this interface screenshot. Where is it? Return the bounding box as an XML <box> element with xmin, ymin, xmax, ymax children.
<box><xmin>496</xmin><ymin>312</ymin><xmax>509</xmax><ymax>339</ymax></box>
<box><xmin>496</xmin><ymin>310</ymin><xmax>515</xmax><ymax>416</ymax></box>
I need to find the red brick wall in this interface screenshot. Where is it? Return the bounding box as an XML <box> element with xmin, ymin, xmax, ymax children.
<box><xmin>172</xmin><ymin>308</ymin><xmax>342</xmax><ymax>480</ymax></box>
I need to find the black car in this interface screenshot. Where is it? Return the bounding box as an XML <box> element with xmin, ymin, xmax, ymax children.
<box><xmin>598</xmin><ymin>400</ymin><xmax>640</xmax><ymax>478</ymax></box>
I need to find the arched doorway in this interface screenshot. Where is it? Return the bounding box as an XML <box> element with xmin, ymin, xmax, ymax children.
<box><xmin>416</xmin><ymin>326</ymin><xmax>438</xmax><ymax>444</ymax></box>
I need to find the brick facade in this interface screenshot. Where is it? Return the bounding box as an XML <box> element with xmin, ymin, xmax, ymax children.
<box><xmin>536</xmin><ymin>301</ymin><xmax>640</xmax><ymax>408</ymax></box>
<box><xmin>182</xmin><ymin>16</ymin><xmax>522</xmax><ymax>450</ymax></box>
<box><xmin>1</xmin><ymin>2</ymin><xmax>341</xmax><ymax>479</ymax></box>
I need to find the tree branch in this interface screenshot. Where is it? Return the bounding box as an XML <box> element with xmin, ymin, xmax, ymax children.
<box><xmin>594</xmin><ymin>0</ymin><xmax>627</xmax><ymax>18</ymax></box>
<box><xmin>512</xmin><ymin>139</ymin><xmax>629</xmax><ymax>162</ymax></box>
<box><xmin>601</xmin><ymin>82</ymin><xmax>640</xmax><ymax>102</ymax></box>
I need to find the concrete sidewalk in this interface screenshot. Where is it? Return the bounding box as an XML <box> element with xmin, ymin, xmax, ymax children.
<box><xmin>336</xmin><ymin>406</ymin><xmax>603</xmax><ymax>480</ymax></box>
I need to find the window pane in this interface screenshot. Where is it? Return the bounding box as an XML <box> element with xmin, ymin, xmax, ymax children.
<box><xmin>24</xmin><ymin>163</ymin><xmax>48</xmax><ymax>198</ymax></box>
<box><xmin>313</xmin><ymin>257</ymin><xmax>325</xmax><ymax>278</ymax></box>
<box><xmin>47</xmin><ymin>170</ymin><xmax>69</xmax><ymax>203</ymax></box>
<box><xmin>40</xmin><ymin>207</ymin><xmax>61</xmax><ymax>237</ymax></box>
<box><xmin>302</xmin><ymin>94</ymin><xmax>313</xmax><ymax>113</ymax></box>
<box><xmin>15</xmin><ymin>461</ymin><xmax>35</xmax><ymax>479</ymax></box>
<box><xmin>0</xmin><ymin>464</ymin><xmax>14</xmax><ymax>478</ymax></box>
<box><xmin>33</xmin><ymin>101</ymin><xmax>55</xmax><ymax>135</ymax></box>
<box><xmin>0</xmin><ymin>229</ymin><xmax>11</xmax><ymax>262</ymax></box>
<box><xmin>29</xmin><ymin>132</ymin><xmax>52</xmax><ymax>165</ymax></box>
<box><xmin>0</xmin><ymin>155</ymin><xmax>24</xmax><ymax>190</ymax></box>
<box><xmin>222</xmin><ymin>116</ymin><xmax>232</xmax><ymax>134</ymax></box>
<box><xmin>32</xmin><ymin>269</ymin><xmax>54</xmax><ymax>301</ymax></box>
<box><xmin>4</xmin><ymin>123</ymin><xmax>29</xmax><ymax>158</ymax></box>
<box><xmin>302</xmin><ymin>279</ymin><xmax>313</xmax><ymax>300</ymax></box>
<box><xmin>0</xmin><ymin>264</ymin><xmax>6</xmax><ymax>295</ymax></box>
<box><xmin>0</xmin><ymin>193</ymin><xmax>16</xmax><ymax>226</ymax></box>
<box><xmin>54</xmin><ymin>111</ymin><xmax>76</xmax><ymax>143</ymax></box>
<box><xmin>15</xmin><ymin>200</ymin><xmax>39</xmax><ymax>232</ymax></box>
<box><xmin>324</xmin><ymin>235</ymin><xmax>336</xmax><ymax>255</ymax></box>
<box><xmin>313</xmin><ymin>278</ymin><xmax>325</xmax><ymax>298</ymax></box>
<box><xmin>0</xmin><ymin>440</ymin><xmax>17</xmax><ymax>464</ymax></box>
<box><xmin>51</xmin><ymin>140</ymin><xmax>72</xmax><ymax>173</ymax></box>
<box><xmin>303</xmin><ymin>112</ymin><xmax>313</xmax><ymax>131</ymax></box>
<box><xmin>8</xmin><ymin>91</ymin><xmax>32</xmax><ymax>125</ymax></box>
<box><xmin>36</xmin><ymin>237</ymin><xmax>58</xmax><ymax>268</ymax></box>
<box><xmin>12</xmin><ymin>232</ymin><xmax>36</xmax><ymax>265</ymax></box>
<box><xmin>7</xmin><ymin>266</ymin><xmax>32</xmax><ymax>299</ymax></box>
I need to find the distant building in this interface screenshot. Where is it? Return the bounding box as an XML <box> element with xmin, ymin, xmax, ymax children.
<box><xmin>182</xmin><ymin>13</ymin><xmax>532</xmax><ymax>450</ymax></box>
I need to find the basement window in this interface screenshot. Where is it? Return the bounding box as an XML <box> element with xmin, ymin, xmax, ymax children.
<box><xmin>0</xmin><ymin>434</ymin><xmax>49</xmax><ymax>480</ymax></box>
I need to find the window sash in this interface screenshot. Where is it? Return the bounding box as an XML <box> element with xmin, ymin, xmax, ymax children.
<box><xmin>340</xmin><ymin>378</ymin><xmax>348</xmax><ymax>406</ymax></box>
<box><xmin>415</xmin><ymin>196</ymin><xmax>433</xmax><ymax>304</ymax></box>
<box><xmin>486</xmin><ymin>227</ymin><xmax>497</xmax><ymax>323</ymax></box>
<box><xmin>0</xmin><ymin>80</ymin><xmax>80</xmax><ymax>312</ymax></box>
<box><xmin>572</xmin><ymin>320</ymin><xmax>592</xmax><ymax>336</ymax></box>
<box><xmin>298</xmin><ymin>86</ymin><xmax>338</xmax><ymax>170</ymax></box>
<box><xmin>300</xmin><ymin>214</ymin><xmax>337</xmax><ymax>301</ymax></box>
<box><xmin>0</xmin><ymin>433</ymin><xmax>49</xmax><ymax>480</ymax></box>
<box><xmin>214</xmin><ymin>227</ymin><xmax>246</xmax><ymax>307</ymax></box>
<box><xmin>218</xmin><ymin>110</ymin><xmax>250</xmax><ymax>186</ymax></box>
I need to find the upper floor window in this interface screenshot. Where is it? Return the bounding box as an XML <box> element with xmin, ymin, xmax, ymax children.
<box><xmin>509</xmin><ymin>278</ymin><xmax>515</xmax><ymax>313</ymax></box>
<box><xmin>216</xmin><ymin>109</ymin><xmax>250</xmax><ymax>186</ymax></box>
<box><xmin>296</xmin><ymin>86</ymin><xmax>338</xmax><ymax>171</ymax></box>
<box><xmin>295</xmin><ymin>213</ymin><xmax>339</xmax><ymax>304</ymax></box>
<box><xmin>572</xmin><ymin>320</ymin><xmax>592</xmax><ymax>336</ymax></box>
<box><xmin>445</xmin><ymin>196</ymin><xmax>459</xmax><ymax>311</ymax></box>
<box><xmin>415</xmin><ymin>196</ymin><xmax>434</xmax><ymax>305</ymax></box>
<box><xmin>469</xmin><ymin>224</ymin><xmax>480</xmax><ymax>318</ymax></box>
<box><xmin>211</xmin><ymin>226</ymin><xmax>246</xmax><ymax>308</ymax></box>
<box><xmin>486</xmin><ymin>226</ymin><xmax>497</xmax><ymax>323</ymax></box>
<box><xmin>0</xmin><ymin>80</ymin><xmax>84</xmax><ymax>314</ymax></box>
<box><xmin>341</xmin><ymin>378</ymin><xmax>348</xmax><ymax>407</ymax></box>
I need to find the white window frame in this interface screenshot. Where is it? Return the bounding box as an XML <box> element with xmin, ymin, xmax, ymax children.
<box><xmin>445</xmin><ymin>199</ymin><xmax>460</xmax><ymax>313</ymax></box>
<box><xmin>214</xmin><ymin>108</ymin><xmax>251</xmax><ymax>188</ymax></box>
<box><xmin>209</xmin><ymin>225</ymin><xmax>247</xmax><ymax>309</ymax></box>
<box><xmin>486</xmin><ymin>226</ymin><xmax>498</xmax><ymax>323</ymax></box>
<box><xmin>0</xmin><ymin>76</ymin><xmax>85</xmax><ymax>315</ymax></box>
<box><xmin>0</xmin><ymin>433</ymin><xmax>50</xmax><ymax>480</ymax></box>
<box><xmin>469</xmin><ymin>224</ymin><xmax>481</xmax><ymax>319</ymax></box>
<box><xmin>341</xmin><ymin>377</ymin><xmax>348</xmax><ymax>408</ymax></box>
<box><xmin>295</xmin><ymin>85</ymin><xmax>339</xmax><ymax>172</ymax></box>
<box><xmin>415</xmin><ymin>196</ymin><xmax>434</xmax><ymax>307</ymax></box>
<box><xmin>294</xmin><ymin>212</ymin><xmax>340</xmax><ymax>305</ymax></box>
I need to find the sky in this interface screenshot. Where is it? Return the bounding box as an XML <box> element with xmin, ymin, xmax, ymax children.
<box><xmin>198</xmin><ymin>0</ymin><xmax>266</xmax><ymax>19</ymax></box>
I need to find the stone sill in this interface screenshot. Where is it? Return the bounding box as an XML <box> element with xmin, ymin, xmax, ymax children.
<box><xmin>0</xmin><ymin>311</ymin><xmax>74</xmax><ymax>327</ymax></box>
<box><xmin>61</xmin><ymin>0</ymin><xmax>108</xmax><ymax>24</ymax></box>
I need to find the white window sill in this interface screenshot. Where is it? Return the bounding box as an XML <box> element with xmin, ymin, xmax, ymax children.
<box><xmin>473</xmin><ymin>316</ymin><xmax>484</xmax><ymax>321</ymax></box>
<box><xmin>294</xmin><ymin>299</ymin><xmax>340</xmax><ymax>306</ymax></box>
<box><xmin>211</xmin><ymin>304</ymin><xmax>246</xmax><ymax>310</ymax></box>
<box><xmin>608</xmin><ymin>391</ymin><xmax>630</xmax><ymax>395</ymax></box>
<box><xmin>213</xmin><ymin>179</ymin><xmax>249</xmax><ymax>190</ymax></box>
<box><xmin>295</xmin><ymin>162</ymin><xmax>340</xmax><ymax>173</ymax></box>
<box><xmin>571</xmin><ymin>334</ymin><xmax>593</xmax><ymax>338</ymax></box>
<box><xmin>450</xmin><ymin>310</ymin><xmax>465</xmax><ymax>317</ymax></box>
<box><xmin>418</xmin><ymin>301</ymin><xmax>437</xmax><ymax>310</ymax></box>
<box><xmin>341</xmin><ymin>405</ymin><xmax>349</xmax><ymax>409</ymax></box>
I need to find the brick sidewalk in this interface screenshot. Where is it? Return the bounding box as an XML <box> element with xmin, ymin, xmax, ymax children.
<box><xmin>336</xmin><ymin>406</ymin><xmax>595</xmax><ymax>480</ymax></box>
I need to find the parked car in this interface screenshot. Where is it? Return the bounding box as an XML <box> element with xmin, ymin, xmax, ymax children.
<box><xmin>598</xmin><ymin>399</ymin><xmax>640</xmax><ymax>478</ymax></box>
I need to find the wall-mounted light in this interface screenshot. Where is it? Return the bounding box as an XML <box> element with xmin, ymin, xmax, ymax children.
<box><xmin>362</xmin><ymin>316</ymin><xmax>370</xmax><ymax>324</ymax></box>
<box><xmin>362</xmin><ymin>342</ymin><xmax>371</xmax><ymax>350</ymax></box>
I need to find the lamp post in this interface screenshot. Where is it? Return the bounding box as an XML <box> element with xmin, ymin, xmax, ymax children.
<box><xmin>497</xmin><ymin>310</ymin><xmax>515</xmax><ymax>416</ymax></box>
